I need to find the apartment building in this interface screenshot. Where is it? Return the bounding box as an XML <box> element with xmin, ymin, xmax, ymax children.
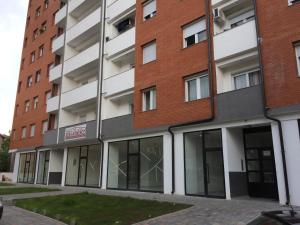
<box><xmin>9</xmin><ymin>0</ymin><xmax>61</xmax><ymax>184</ymax></box>
<box><xmin>10</xmin><ymin>0</ymin><xmax>300</xmax><ymax>206</ymax></box>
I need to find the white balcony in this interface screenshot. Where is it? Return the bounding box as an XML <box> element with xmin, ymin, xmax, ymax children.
<box><xmin>52</xmin><ymin>35</ymin><xmax>65</xmax><ymax>55</ymax></box>
<box><xmin>49</xmin><ymin>64</ymin><xmax>62</xmax><ymax>83</ymax></box>
<box><xmin>103</xmin><ymin>68</ymin><xmax>134</xmax><ymax>99</ymax></box>
<box><xmin>66</xmin><ymin>7</ymin><xmax>101</xmax><ymax>50</ymax></box>
<box><xmin>69</xmin><ymin>0</ymin><xmax>100</xmax><ymax>18</ymax></box>
<box><xmin>55</xmin><ymin>5</ymin><xmax>67</xmax><ymax>27</ymax></box>
<box><xmin>46</xmin><ymin>96</ymin><xmax>59</xmax><ymax>113</ymax></box>
<box><xmin>106</xmin><ymin>27</ymin><xmax>135</xmax><ymax>60</ymax></box>
<box><xmin>107</xmin><ymin>0</ymin><xmax>136</xmax><ymax>23</ymax></box>
<box><xmin>214</xmin><ymin>20</ymin><xmax>257</xmax><ymax>61</ymax></box>
<box><xmin>61</xmin><ymin>80</ymin><xmax>98</xmax><ymax>110</ymax></box>
<box><xmin>63</xmin><ymin>42</ymin><xmax>99</xmax><ymax>77</ymax></box>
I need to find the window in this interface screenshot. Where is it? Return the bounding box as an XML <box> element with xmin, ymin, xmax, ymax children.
<box><xmin>30</xmin><ymin>124</ymin><xmax>36</xmax><ymax>137</ymax></box>
<box><xmin>47</xmin><ymin>62</ymin><xmax>54</xmax><ymax>77</ymax></box>
<box><xmin>36</xmin><ymin>7</ymin><xmax>41</xmax><ymax>17</ymax></box>
<box><xmin>44</xmin><ymin>0</ymin><xmax>49</xmax><ymax>9</ymax></box>
<box><xmin>33</xmin><ymin>29</ymin><xmax>39</xmax><ymax>40</ymax></box>
<box><xmin>45</xmin><ymin>91</ymin><xmax>51</xmax><ymax>104</ymax></box>
<box><xmin>27</xmin><ymin>76</ymin><xmax>33</xmax><ymax>87</ymax></box>
<box><xmin>183</xmin><ymin>18</ymin><xmax>207</xmax><ymax>48</ymax></box>
<box><xmin>26</xmin><ymin>16</ymin><xmax>30</xmax><ymax>27</ymax></box>
<box><xmin>185</xmin><ymin>73</ymin><xmax>209</xmax><ymax>101</ymax></box>
<box><xmin>142</xmin><ymin>88</ymin><xmax>156</xmax><ymax>111</ymax></box>
<box><xmin>40</xmin><ymin>21</ymin><xmax>47</xmax><ymax>33</ymax></box>
<box><xmin>24</xmin><ymin>100</ymin><xmax>30</xmax><ymax>112</ymax></box>
<box><xmin>230</xmin><ymin>10</ymin><xmax>255</xmax><ymax>29</ymax></box>
<box><xmin>143</xmin><ymin>41</ymin><xmax>156</xmax><ymax>64</ymax></box>
<box><xmin>288</xmin><ymin>0</ymin><xmax>300</xmax><ymax>5</ymax></box>
<box><xmin>143</xmin><ymin>0</ymin><xmax>156</xmax><ymax>21</ymax></box>
<box><xmin>42</xmin><ymin>120</ymin><xmax>48</xmax><ymax>134</ymax></box>
<box><xmin>24</xmin><ymin>37</ymin><xmax>28</xmax><ymax>48</ymax></box>
<box><xmin>233</xmin><ymin>69</ymin><xmax>260</xmax><ymax>90</ymax></box>
<box><xmin>38</xmin><ymin>45</ymin><xmax>44</xmax><ymax>57</ymax></box>
<box><xmin>33</xmin><ymin>96</ymin><xmax>39</xmax><ymax>109</ymax></box>
<box><xmin>30</xmin><ymin>51</ymin><xmax>35</xmax><ymax>63</ymax></box>
<box><xmin>50</xmin><ymin>35</ymin><xmax>56</xmax><ymax>50</ymax></box>
<box><xmin>35</xmin><ymin>70</ymin><xmax>41</xmax><ymax>83</ymax></box>
<box><xmin>21</xmin><ymin>127</ymin><xmax>27</xmax><ymax>139</ymax></box>
<box><xmin>295</xmin><ymin>44</ymin><xmax>300</xmax><ymax>76</ymax></box>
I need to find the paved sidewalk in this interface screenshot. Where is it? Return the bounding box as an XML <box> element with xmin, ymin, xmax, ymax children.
<box><xmin>0</xmin><ymin>184</ymin><xmax>293</xmax><ymax>225</ymax></box>
<box><xmin>0</xmin><ymin>206</ymin><xmax>66</xmax><ymax>225</ymax></box>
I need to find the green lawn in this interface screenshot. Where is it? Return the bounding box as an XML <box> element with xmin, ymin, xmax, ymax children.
<box><xmin>16</xmin><ymin>193</ymin><xmax>191</xmax><ymax>225</ymax></box>
<box><xmin>0</xmin><ymin>182</ymin><xmax>15</xmax><ymax>187</ymax></box>
<box><xmin>0</xmin><ymin>187</ymin><xmax>60</xmax><ymax>195</ymax></box>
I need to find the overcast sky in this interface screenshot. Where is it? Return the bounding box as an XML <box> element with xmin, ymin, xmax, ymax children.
<box><xmin>0</xmin><ymin>0</ymin><xmax>28</xmax><ymax>135</ymax></box>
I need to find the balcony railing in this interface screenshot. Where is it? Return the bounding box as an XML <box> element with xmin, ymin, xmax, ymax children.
<box><xmin>49</xmin><ymin>64</ymin><xmax>62</xmax><ymax>83</ymax></box>
<box><xmin>46</xmin><ymin>96</ymin><xmax>60</xmax><ymax>113</ymax></box>
<box><xmin>107</xmin><ymin>0</ymin><xmax>136</xmax><ymax>22</ymax></box>
<box><xmin>52</xmin><ymin>34</ymin><xmax>65</xmax><ymax>54</ymax></box>
<box><xmin>55</xmin><ymin>4</ymin><xmax>67</xmax><ymax>27</ymax></box>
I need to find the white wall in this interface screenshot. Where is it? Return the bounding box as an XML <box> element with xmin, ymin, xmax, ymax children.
<box><xmin>49</xmin><ymin>150</ymin><xmax>64</xmax><ymax>173</ymax></box>
<box><xmin>163</xmin><ymin>134</ymin><xmax>172</xmax><ymax>194</ymax></box>
<box><xmin>12</xmin><ymin>152</ymin><xmax>20</xmax><ymax>183</ymax></box>
<box><xmin>281</xmin><ymin>119</ymin><xmax>300</xmax><ymax>206</ymax></box>
<box><xmin>174</xmin><ymin>133</ymin><xmax>185</xmax><ymax>195</ymax></box>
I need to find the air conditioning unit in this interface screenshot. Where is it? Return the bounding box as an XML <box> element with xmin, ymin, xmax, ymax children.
<box><xmin>213</xmin><ymin>8</ymin><xmax>224</xmax><ymax>25</ymax></box>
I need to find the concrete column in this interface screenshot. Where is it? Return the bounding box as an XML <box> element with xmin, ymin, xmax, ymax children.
<box><xmin>271</xmin><ymin>123</ymin><xmax>286</xmax><ymax>205</ymax></box>
<box><xmin>34</xmin><ymin>151</ymin><xmax>40</xmax><ymax>184</ymax></box>
<box><xmin>221</xmin><ymin>128</ymin><xmax>231</xmax><ymax>200</ymax></box>
<box><xmin>101</xmin><ymin>141</ymin><xmax>109</xmax><ymax>189</ymax></box>
<box><xmin>163</xmin><ymin>134</ymin><xmax>172</xmax><ymax>194</ymax></box>
<box><xmin>174</xmin><ymin>132</ymin><xmax>185</xmax><ymax>195</ymax></box>
<box><xmin>12</xmin><ymin>152</ymin><xmax>20</xmax><ymax>183</ymax></box>
<box><xmin>61</xmin><ymin>148</ymin><xmax>68</xmax><ymax>186</ymax></box>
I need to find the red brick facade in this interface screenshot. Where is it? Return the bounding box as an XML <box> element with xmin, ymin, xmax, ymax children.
<box><xmin>256</xmin><ymin>0</ymin><xmax>300</xmax><ymax>109</ymax></box>
<box><xmin>10</xmin><ymin>0</ymin><xmax>60</xmax><ymax>149</ymax></box>
<box><xmin>134</xmin><ymin>0</ymin><xmax>212</xmax><ymax>129</ymax></box>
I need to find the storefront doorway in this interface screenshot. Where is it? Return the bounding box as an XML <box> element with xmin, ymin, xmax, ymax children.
<box><xmin>65</xmin><ymin>145</ymin><xmax>101</xmax><ymax>187</ymax></box>
<box><xmin>184</xmin><ymin>129</ymin><xmax>225</xmax><ymax>198</ymax></box>
<box><xmin>107</xmin><ymin>136</ymin><xmax>164</xmax><ymax>192</ymax></box>
<box><xmin>36</xmin><ymin>151</ymin><xmax>50</xmax><ymax>185</ymax></box>
<box><xmin>17</xmin><ymin>152</ymin><xmax>36</xmax><ymax>184</ymax></box>
<box><xmin>244</xmin><ymin>127</ymin><xmax>278</xmax><ymax>199</ymax></box>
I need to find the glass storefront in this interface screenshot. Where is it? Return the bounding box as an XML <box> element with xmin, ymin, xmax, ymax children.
<box><xmin>36</xmin><ymin>151</ymin><xmax>50</xmax><ymax>184</ymax></box>
<box><xmin>65</xmin><ymin>145</ymin><xmax>101</xmax><ymax>187</ymax></box>
<box><xmin>184</xmin><ymin>129</ymin><xmax>225</xmax><ymax>198</ymax></box>
<box><xmin>17</xmin><ymin>152</ymin><xmax>36</xmax><ymax>183</ymax></box>
<box><xmin>107</xmin><ymin>136</ymin><xmax>163</xmax><ymax>192</ymax></box>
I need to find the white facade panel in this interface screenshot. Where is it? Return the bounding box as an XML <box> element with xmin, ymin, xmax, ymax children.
<box><xmin>107</xmin><ymin>0</ymin><xmax>136</xmax><ymax>22</ymax></box>
<box><xmin>55</xmin><ymin>5</ymin><xmax>67</xmax><ymax>26</ymax></box>
<box><xmin>49</xmin><ymin>64</ymin><xmax>62</xmax><ymax>82</ymax></box>
<box><xmin>52</xmin><ymin>35</ymin><xmax>65</xmax><ymax>54</ymax></box>
<box><xmin>103</xmin><ymin>68</ymin><xmax>134</xmax><ymax>97</ymax></box>
<box><xmin>63</xmin><ymin>42</ymin><xmax>99</xmax><ymax>76</ymax></box>
<box><xmin>214</xmin><ymin>20</ymin><xmax>257</xmax><ymax>61</ymax></box>
<box><xmin>46</xmin><ymin>96</ymin><xmax>60</xmax><ymax>113</ymax></box>
<box><xmin>61</xmin><ymin>80</ymin><xmax>97</xmax><ymax>109</ymax></box>
<box><xmin>106</xmin><ymin>27</ymin><xmax>135</xmax><ymax>58</ymax></box>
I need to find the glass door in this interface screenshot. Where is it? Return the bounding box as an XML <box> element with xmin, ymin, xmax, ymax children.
<box><xmin>128</xmin><ymin>155</ymin><xmax>139</xmax><ymax>190</ymax></box>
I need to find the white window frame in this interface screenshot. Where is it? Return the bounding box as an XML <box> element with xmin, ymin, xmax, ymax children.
<box><xmin>21</xmin><ymin>127</ymin><xmax>27</xmax><ymax>139</ymax></box>
<box><xmin>143</xmin><ymin>0</ymin><xmax>156</xmax><ymax>21</ymax></box>
<box><xmin>295</xmin><ymin>44</ymin><xmax>300</xmax><ymax>76</ymax></box>
<box><xmin>33</xmin><ymin>97</ymin><xmax>38</xmax><ymax>109</ymax></box>
<box><xmin>183</xmin><ymin>18</ymin><xmax>207</xmax><ymax>48</ymax></box>
<box><xmin>143</xmin><ymin>41</ymin><xmax>156</xmax><ymax>64</ymax></box>
<box><xmin>288</xmin><ymin>0</ymin><xmax>300</xmax><ymax>5</ymax></box>
<box><xmin>142</xmin><ymin>88</ymin><xmax>156</xmax><ymax>111</ymax></box>
<box><xmin>232</xmin><ymin>69</ymin><xmax>260</xmax><ymax>90</ymax></box>
<box><xmin>185</xmin><ymin>74</ymin><xmax>209</xmax><ymax>102</ymax></box>
<box><xmin>30</xmin><ymin>124</ymin><xmax>36</xmax><ymax>137</ymax></box>
<box><xmin>42</xmin><ymin>120</ymin><xmax>48</xmax><ymax>134</ymax></box>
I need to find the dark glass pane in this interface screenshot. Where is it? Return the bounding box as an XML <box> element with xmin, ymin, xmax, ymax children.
<box><xmin>246</xmin><ymin>149</ymin><xmax>258</xmax><ymax>159</ymax></box>
<box><xmin>247</xmin><ymin>160</ymin><xmax>260</xmax><ymax>171</ymax></box>
<box><xmin>245</xmin><ymin>130</ymin><xmax>273</xmax><ymax>148</ymax></box>
<box><xmin>197</xmin><ymin>31</ymin><xmax>207</xmax><ymax>42</ymax></box>
<box><xmin>204</xmin><ymin>130</ymin><xmax>222</xmax><ymax>148</ymax></box>
<box><xmin>264</xmin><ymin>172</ymin><xmax>275</xmax><ymax>183</ymax></box>
<box><xmin>129</xmin><ymin>140</ymin><xmax>139</xmax><ymax>154</ymax></box>
<box><xmin>248</xmin><ymin>172</ymin><xmax>260</xmax><ymax>183</ymax></box>
<box><xmin>185</xmin><ymin>35</ymin><xmax>196</xmax><ymax>47</ymax></box>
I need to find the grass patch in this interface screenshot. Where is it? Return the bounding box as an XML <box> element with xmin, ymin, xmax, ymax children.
<box><xmin>0</xmin><ymin>182</ymin><xmax>14</xmax><ymax>187</ymax></box>
<box><xmin>0</xmin><ymin>187</ymin><xmax>60</xmax><ymax>195</ymax></box>
<box><xmin>16</xmin><ymin>192</ymin><xmax>191</xmax><ymax>225</ymax></box>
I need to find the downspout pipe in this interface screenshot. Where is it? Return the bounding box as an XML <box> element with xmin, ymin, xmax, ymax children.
<box><xmin>168</xmin><ymin>0</ymin><xmax>214</xmax><ymax>194</ymax></box>
<box><xmin>253</xmin><ymin>0</ymin><xmax>290</xmax><ymax>205</ymax></box>
<box><xmin>96</xmin><ymin>0</ymin><xmax>107</xmax><ymax>189</ymax></box>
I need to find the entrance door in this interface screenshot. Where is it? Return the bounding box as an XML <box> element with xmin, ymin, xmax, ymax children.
<box><xmin>18</xmin><ymin>152</ymin><xmax>36</xmax><ymax>184</ymax></box>
<box><xmin>244</xmin><ymin>127</ymin><xmax>278</xmax><ymax>199</ymax></box>
<box><xmin>128</xmin><ymin>155</ymin><xmax>139</xmax><ymax>190</ymax></box>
